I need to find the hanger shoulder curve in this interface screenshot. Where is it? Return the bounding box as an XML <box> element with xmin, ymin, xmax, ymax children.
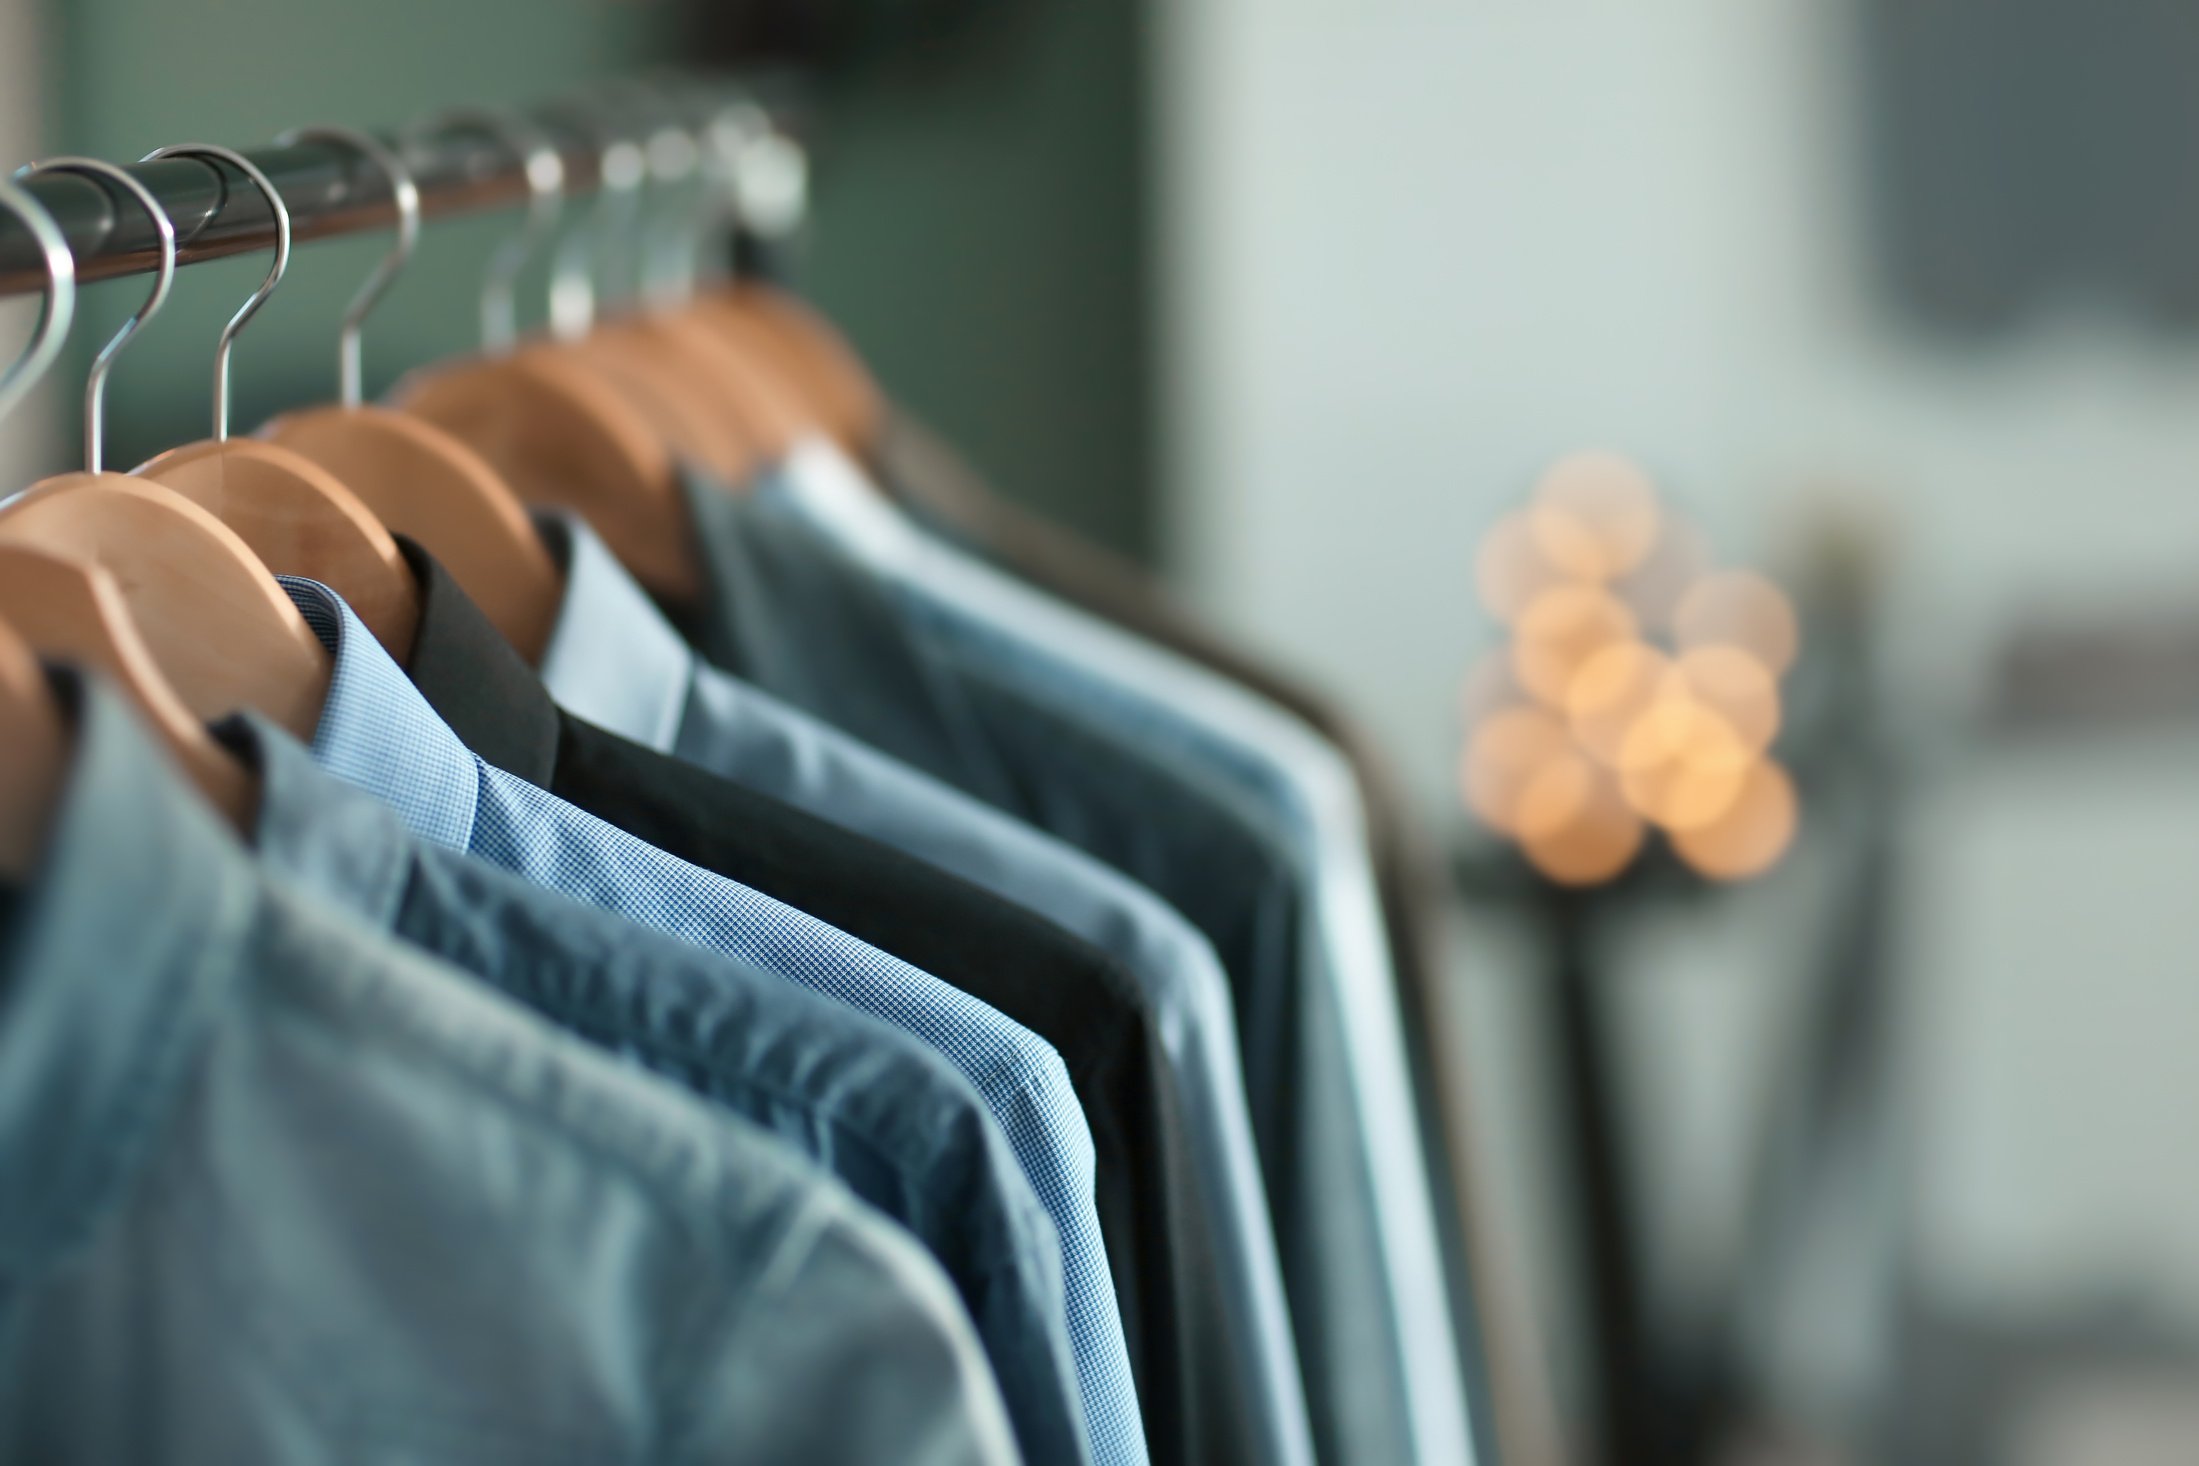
<box><xmin>712</xmin><ymin>284</ymin><xmax>882</xmax><ymax>450</ymax></box>
<box><xmin>135</xmin><ymin>436</ymin><xmax>420</xmax><ymax>660</ymax></box>
<box><xmin>263</xmin><ymin>403</ymin><xmax>566</xmax><ymax>664</ymax></box>
<box><xmin>643</xmin><ymin>310</ymin><xmax>811</xmax><ymax>467</ymax></box>
<box><xmin>0</xmin><ymin>474</ymin><xmax>331</xmax><ymax>743</ymax></box>
<box><xmin>0</xmin><ymin>545</ymin><xmax>257</xmax><ymax>831</ymax></box>
<box><xmin>391</xmin><ymin>346</ymin><xmax>700</xmax><ymax>603</ymax></box>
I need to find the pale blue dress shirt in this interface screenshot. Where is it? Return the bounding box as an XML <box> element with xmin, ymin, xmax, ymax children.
<box><xmin>537</xmin><ymin>511</ymin><xmax>1314</xmax><ymax>1466</ymax></box>
<box><xmin>0</xmin><ymin>668</ymin><xmax>1019</xmax><ymax>1466</ymax></box>
<box><xmin>277</xmin><ymin>576</ymin><xmax>1144</xmax><ymax>1466</ymax></box>
<box><xmin>224</xmin><ymin>704</ymin><xmax>1088</xmax><ymax>1466</ymax></box>
<box><xmin>758</xmin><ymin>445</ymin><xmax>1475</xmax><ymax>1466</ymax></box>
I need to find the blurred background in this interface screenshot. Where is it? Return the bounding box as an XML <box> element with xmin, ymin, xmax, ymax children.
<box><xmin>7</xmin><ymin>2</ymin><xmax>2199</xmax><ymax>1463</ymax></box>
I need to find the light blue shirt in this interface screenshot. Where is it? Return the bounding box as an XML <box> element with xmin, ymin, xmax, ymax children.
<box><xmin>0</xmin><ymin>668</ymin><xmax>1019</xmax><ymax>1466</ymax></box>
<box><xmin>760</xmin><ymin>444</ymin><xmax>1476</xmax><ymax>1466</ymax></box>
<box><xmin>539</xmin><ymin>511</ymin><xmax>1314</xmax><ymax>1466</ymax></box>
<box><xmin>279</xmin><ymin>575</ymin><xmax>1145</xmax><ymax>1466</ymax></box>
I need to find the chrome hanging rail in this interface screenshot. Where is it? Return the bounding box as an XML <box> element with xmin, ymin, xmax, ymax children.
<box><xmin>0</xmin><ymin>80</ymin><xmax>804</xmax><ymax>298</ymax></box>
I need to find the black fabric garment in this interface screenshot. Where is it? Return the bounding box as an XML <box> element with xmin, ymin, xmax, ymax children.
<box><xmin>394</xmin><ymin>535</ymin><xmax>1196</xmax><ymax>1461</ymax></box>
<box><xmin>658</xmin><ymin>475</ymin><xmax>1421</xmax><ymax>1466</ymax></box>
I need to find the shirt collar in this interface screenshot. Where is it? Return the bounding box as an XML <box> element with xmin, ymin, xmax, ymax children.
<box><xmin>215</xmin><ymin>709</ymin><xmax>415</xmax><ymax>933</ymax></box>
<box><xmin>535</xmin><ymin>512</ymin><xmax>695</xmax><ymax>755</ymax></box>
<box><xmin>0</xmin><ymin>669</ymin><xmax>255</xmax><ymax>1281</ymax></box>
<box><xmin>282</xmin><ymin>576</ymin><xmax>480</xmax><ymax>852</ymax></box>
<box><xmin>392</xmin><ymin>536</ymin><xmax>562</xmax><ymax>784</ymax></box>
<box><xmin>766</xmin><ymin>436</ymin><xmax>926</xmax><ymax>569</ymax></box>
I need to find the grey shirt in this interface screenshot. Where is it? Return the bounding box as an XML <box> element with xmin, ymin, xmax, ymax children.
<box><xmin>0</xmin><ymin>671</ymin><xmax>1019</xmax><ymax>1466</ymax></box>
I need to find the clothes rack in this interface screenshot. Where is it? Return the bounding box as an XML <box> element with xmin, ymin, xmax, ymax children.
<box><xmin>0</xmin><ymin>86</ymin><xmax>796</xmax><ymax>298</ymax></box>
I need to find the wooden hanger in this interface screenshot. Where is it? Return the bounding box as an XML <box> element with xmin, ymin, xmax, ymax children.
<box><xmin>387</xmin><ymin>112</ymin><xmax>701</xmax><ymax>603</ymax></box>
<box><xmin>127</xmin><ymin>144</ymin><xmax>422</xmax><ymax>659</ymax></box>
<box><xmin>709</xmin><ymin>280</ymin><xmax>881</xmax><ymax>452</ymax></box>
<box><xmin>243</xmin><ymin>126</ymin><xmax>563</xmax><ymax>662</ymax></box>
<box><xmin>138</xmin><ymin>437</ymin><xmax>419</xmax><ymax>658</ymax></box>
<box><xmin>670</xmin><ymin>97</ymin><xmax>852</xmax><ymax>451</ymax></box>
<box><xmin>663</xmin><ymin>295</ymin><xmax>820</xmax><ymax>450</ymax></box>
<box><xmin>0</xmin><ymin>615</ymin><xmax>71</xmax><ymax>879</ymax></box>
<box><xmin>565</xmin><ymin>314</ymin><xmax>757</xmax><ymax>479</ymax></box>
<box><xmin>0</xmin><ymin>159</ymin><xmax>312</xmax><ymax>832</ymax></box>
<box><xmin>0</xmin><ymin>476</ymin><xmax>331</xmax><ymax>744</ymax></box>
<box><xmin>395</xmin><ymin>335</ymin><xmax>698</xmax><ymax>603</ymax></box>
<box><xmin>0</xmin><ymin>179</ymin><xmax>86</xmax><ymax>866</ymax></box>
<box><xmin>0</xmin><ymin>547</ymin><xmax>257</xmax><ymax>832</ymax></box>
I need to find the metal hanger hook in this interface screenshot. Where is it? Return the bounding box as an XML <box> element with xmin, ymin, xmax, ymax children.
<box><xmin>0</xmin><ymin>176</ymin><xmax>76</xmax><ymax>429</ymax></box>
<box><xmin>536</xmin><ymin>99</ymin><xmax>644</xmax><ymax>341</ymax></box>
<box><xmin>401</xmin><ymin>107</ymin><xmax>564</xmax><ymax>356</ymax></box>
<box><xmin>601</xmin><ymin>83</ymin><xmax>705</xmax><ymax>309</ymax></box>
<box><xmin>273</xmin><ymin>126</ymin><xmax>419</xmax><ymax>408</ymax></box>
<box><xmin>14</xmin><ymin>158</ymin><xmax>175</xmax><ymax>474</ymax></box>
<box><xmin>139</xmin><ymin>143</ymin><xmax>291</xmax><ymax>442</ymax></box>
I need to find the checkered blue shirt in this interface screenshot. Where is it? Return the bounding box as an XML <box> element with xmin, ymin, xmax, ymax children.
<box><xmin>281</xmin><ymin>578</ymin><xmax>1146</xmax><ymax>1466</ymax></box>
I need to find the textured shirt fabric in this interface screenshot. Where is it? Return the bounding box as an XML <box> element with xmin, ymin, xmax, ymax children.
<box><xmin>390</xmin><ymin>537</ymin><xmax>1155</xmax><ymax>1466</ymax></box>
<box><xmin>223</xmin><ymin>706</ymin><xmax>1088</xmax><ymax>1466</ymax></box>
<box><xmin>538</xmin><ymin>511</ymin><xmax>1313</xmax><ymax>1466</ymax></box>
<box><xmin>767</xmin><ymin>448</ymin><xmax>1473</xmax><ymax>1466</ymax></box>
<box><xmin>278</xmin><ymin>575</ymin><xmax>1144</xmax><ymax>1466</ymax></box>
<box><xmin>878</xmin><ymin>404</ymin><xmax>1519</xmax><ymax>1466</ymax></box>
<box><xmin>677</xmin><ymin>451</ymin><xmax>1468</xmax><ymax>1466</ymax></box>
<box><xmin>0</xmin><ymin>670</ymin><xmax>1019</xmax><ymax>1466</ymax></box>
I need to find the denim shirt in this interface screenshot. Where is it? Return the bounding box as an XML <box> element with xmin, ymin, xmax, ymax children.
<box><xmin>0</xmin><ymin>670</ymin><xmax>1019</xmax><ymax>1466</ymax></box>
<box><xmin>221</xmin><ymin>707</ymin><xmax>1088</xmax><ymax>1466</ymax></box>
<box><xmin>276</xmin><ymin>575</ymin><xmax>1140</xmax><ymax>1466</ymax></box>
<box><xmin>539</xmin><ymin>511</ymin><xmax>1312</xmax><ymax>1466</ymax></box>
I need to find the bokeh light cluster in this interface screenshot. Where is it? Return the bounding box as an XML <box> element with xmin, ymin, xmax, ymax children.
<box><xmin>1460</xmin><ymin>451</ymin><xmax>1801</xmax><ymax>886</ymax></box>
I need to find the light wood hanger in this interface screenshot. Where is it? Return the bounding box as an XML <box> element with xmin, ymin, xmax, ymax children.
<box><xmin>663</xmin><ymin>93</ymin><xmax>843</xmax><ymax>448</ymax></box>
<box><xmin>692</xmin><ymin>282</ymin><xmax>876</xmax><ymax>449</ymax></box>
<box><xmin>0</xmin><ymin>167</ymin><xmax>278</xmax><ymax>835</ymax></box>
<box><xmin>0</xmin><ymin>615</ymin><xmax>69</xmax><ymax>880</ymax></box>
<box><xmin>125</xmin><ymin>144</ymin><xmax>420</xmax><ymax>660</ymax></box>
<box><xmin>0</xmin><ymin>546</ymin><xmax>257</xmax><ymax>831</ymax></box>
<box><xmin>545</xmin><ymin>99</ymin><xmax>794</xmax><ymax>483</ymax></box>
<box><xmin>243</xmin><ymin>126</ymin><xmax>563</xmax><ymax>662</ymax></box>
<box><xmin>0</xmin><ymin>476</ymin><xmax>332</xmax><ymax>745</ymax></box>
<box><xmin>4</xmin><ymin>151</ymin><xmax>329</xmax><ymax>738</ymax></box>
<box><xmin>0</xmin><ymin>182</ymin><xmax>79</xmax><ymax>874</ymax></box>
<box><xmin>387</xmin><ymin>110</ymin><xmax>699</xmax><ymax>603</ymax></box>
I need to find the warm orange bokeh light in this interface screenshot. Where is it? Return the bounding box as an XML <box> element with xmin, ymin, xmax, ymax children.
<box><xmin>1465</xmin><ymin>455</ymin><xmax>1800</xmax><ymax>887</ymax></box>
<box><xmin>1528</xmin><ymin>451</ymin><xmax>1662</xmax><ymax>582</ymax></box>
<box><xmin>1672</xmin><ymin>758</ymin><xmax>1799</xmax><ymax>880</ymax></box>
<box><xmin>1522</xmin><ymin>765</ymin><xmax>1646</xmax><ymax>886</ymax></box>
<box><xmin>1674</xmin><ymin>570</ymin><xmax>1800</xmax><ymax>676</ymax></box>
<box><xmin>1672</xmin><ymin>646</ymin><xmax>1781</xmax><ymax>753</ymax></box>
<box><xmin>1512</xmin><ymin>751</ymin><xmax>1596</xmax><ymax>842</ymax></box>
<box><xmin>1613</xmin><ymin>516</ymin><xmax>1714</xmax><ymax>635</ymax></box>
<box><xmin>1620</xmin><ymin>729</ymin><xmax>1753</xmax><ymax>832</ymax></box>
<box><xmin>1461</xmin><ymin>705</ymin><xmax>1574</xmax><ymax>834</ymax></box>
<box><xmin>1514</xmin><ymin>584</ymin><xmax>1639</xmax><ymax>706</ymax></box>
<box><xmin>1475</xmin><ymin>511</ymin><xmax>1568</xmax><ymax>624</ymax></box>
<box><xmin>1564</xmin><ymin>640</ymin><xmax>1671</xmax><ymax>767</ymax></box>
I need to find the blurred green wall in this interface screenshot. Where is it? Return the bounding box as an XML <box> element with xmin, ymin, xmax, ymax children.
<box><xmin>36</xmin><ymin>0</ymin><xmax>1154</xmax><ymax>558</ymax></box>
